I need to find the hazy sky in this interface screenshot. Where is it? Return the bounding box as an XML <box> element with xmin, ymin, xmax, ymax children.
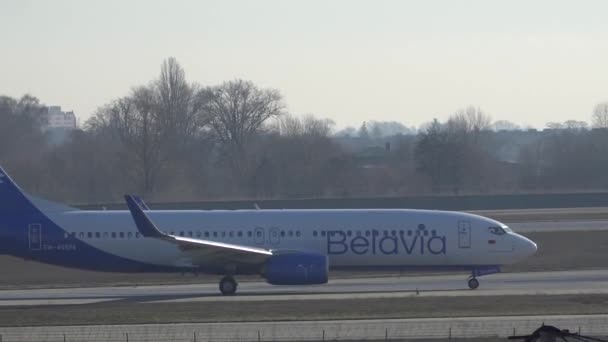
<box><xmin>2</xmin><ymin>0</ymin><xmax>607</xmax><ymax>129</ymax></box>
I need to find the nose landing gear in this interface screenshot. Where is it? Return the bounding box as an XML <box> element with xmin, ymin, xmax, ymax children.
<box><xmin>467</xmin><ymin>266</ymin><xmax>501</xmax><ymax>290</ymax></box>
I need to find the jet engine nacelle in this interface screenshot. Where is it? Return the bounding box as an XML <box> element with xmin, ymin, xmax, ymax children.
<box><xmin>264</xmin><ymin>252</ymin><xmax>329</xmax><ymax>285</ymax></box>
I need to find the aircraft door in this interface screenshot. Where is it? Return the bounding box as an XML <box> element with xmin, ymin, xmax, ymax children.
<box><xmin>269</xmin><ymin>227</ymin><xmax>280</xmax><ymax>245</ymax></box>
<box><xmin>254</xmin><ymin>227</ymin><xmax>265</xmax><ymax>245</ymax></box>
<box><xmin>458</xmin><ymin>221</ymin><xmax>471</xmax><ymax>249</ymax></box>
<box><xmin>28</xmin><ymin>224</ymin><xmax>42</xmax><ymax>251</ymax></box>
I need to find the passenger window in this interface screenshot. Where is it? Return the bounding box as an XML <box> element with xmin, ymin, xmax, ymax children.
<box><xmin>127</xmin><ymin>232</ymin><xmax>132</xmax><ymax>238</ymax></box>
<box><xmin>321</xmin><ymin>231</ymin><xmax>326</xmax><ymax>237</ymax></box>
<box><xmin>95</xmin><ymin>232</ymin><xmax>101</xmax><ymax>238</ymax></box>
<box><xmin>365</xmin><ymin>231</ymin><xmax>370</xmax><ymax>237</ymax></box>
<box><xmin>248</xmin><ymin>231</ymin><xmax>252</xmax><ymax>238</ymax></box>
<box><xmin>221</xmin><ymin>232</ymin><xmax>226</xmax><ymax>237</ymax></box>
<box><xmin>204</xmin><ymin>232</ymin><xmax>210</xmax><ymax>238</ymax></box>
<box><xmin>188</xmin><ymin>231</ymin><xmax>193</xmax><ymax>237</ymax></box>
<box><xmin>196</xmin><ymin>231</ymin><xmax>202</xmax><ymax>238</ymax></box>
<box><xmin>288</xmin><ymin>231</ymin><xmax>293</xmax><ymax>237</ymax></box>
<box><xmin>256</xmin><ymin>231</ymin><xmax>262</xmax><ymax>237</ymax></box>
<box><xmin>87</xmin><ymin>232</ymin><xmax>92</xmax><ymax>238</ymax></box>
<box><xmin>179</xmin><ymin>232</ymin><xmax>184</xmax><ymax>237</ymax></box>
<box><xmin>280</xmin><ymin>231</ymin><xmax>285</xmax><ymax>237</ymax></box>
<box><xmin>135</xmin><ymin>232</ymin><xmax>140</xmax><ymax>238</ymax></box>
<box><xmin>238</xmin><ymin>231</ymin><xmax>243</xmax><ymax>237</ymax></box>
<box><xmin>229</xmin><ymin>231</ymin><xmax>234</xmax><ymax>238</ymax></box>
<box><xmin>79</xmin><ymin>232</ymin><xmax>85</xmax><ymax>239</ymax></box>
<box><xmin>313</xmin><ymin>231</ymin><xmax>318</xmax><ymax>237</ymax></box>
<box><xmin>119</xmin><ymin>232</ymin><xmax>124</xmax><ymax>238</ymax></box>
<box><xmin>103</xmin><ymin>232</ymin><xmax>109</xmax><ymax>238</ymax></box>
<box><xmin>295</xmin><ymin>231</ymin><xmax>301</xmax><ymax>237</ymax></box>
<box><xmin>213</xmin><ymin>232</ymin><xmax>218</xmax><ymax>238</ymax></box>
<box><xmin>111</xmin><ymin>232</ymin><xmax>116</xmax><ymax>238</ymax></box>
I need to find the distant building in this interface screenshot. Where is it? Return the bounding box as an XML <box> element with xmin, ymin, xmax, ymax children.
<box><xmin>45</xmin><ymin>106</ymin><xmax>77</xmax><ymax>129</ymax></box>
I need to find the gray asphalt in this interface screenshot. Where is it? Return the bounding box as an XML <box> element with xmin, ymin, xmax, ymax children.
<box><xmin>2</xmin><ymin>269</ymin><xmax>608</xmax><ymax>305</ymax></box>
<box><xmin>510</xmin><ymin>220</ymin><xmax>608</xmax><ymax>232</ymax></box>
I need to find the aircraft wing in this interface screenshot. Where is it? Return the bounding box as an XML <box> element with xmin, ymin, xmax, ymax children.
<box><xmin>124</xmin><ymin>195</ymin><xmax>272</xmax><ymax>268</ymax></box>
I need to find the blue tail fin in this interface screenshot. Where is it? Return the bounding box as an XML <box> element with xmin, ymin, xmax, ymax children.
<box><xmin>0</xmin><ymin>166</ymin><xmax>53</xmax><ymax>254</ymax></box>
<box><xmin>0</xmin><ymin>166</ymin><xmax>44</xmax><ymax>217</ymax></box>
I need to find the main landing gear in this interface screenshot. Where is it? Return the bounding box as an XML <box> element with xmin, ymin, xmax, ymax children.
<box><xmin>467</xmin><ymin>277</ymin><xmax>480</xmax><ymax>290</ymax></box>
<box><xmin>219</xmin><ymin>276</ymin><xmax>238</xmax><ymax>295</ymax></box>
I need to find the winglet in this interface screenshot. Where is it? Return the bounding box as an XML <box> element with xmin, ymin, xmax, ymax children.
<box><xmin>124</xmin><ymin>195</ymin><xmax>166</xmax><ymax>238</ymax></box>
<box><xmin>133</xmin><ymin>195</ymin><xmax>150</xmax><ymax>210</ymax></box>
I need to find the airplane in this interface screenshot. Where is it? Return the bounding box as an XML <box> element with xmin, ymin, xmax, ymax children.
<box><xmin>0</xmin><ymin>166</ymin><xmax>537</xmax><ymax>295</ymax></box>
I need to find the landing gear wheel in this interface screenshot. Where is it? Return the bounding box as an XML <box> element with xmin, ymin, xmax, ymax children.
<box><xmin>219</xmin><ymin>276</ymin><xmax>238</xmax><ymax>295</ymax></box>
<box><xmin>468</xmin><ymin>277</ymin><xmax>480</xmax><ymax>290</ymax></box>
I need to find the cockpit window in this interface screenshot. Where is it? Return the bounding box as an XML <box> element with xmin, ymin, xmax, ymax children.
<box><xmin>488</xmin><ymin>226</ymin><xmax>506</xmax><ymax>235</ymax></box>
<box><xmin>502</xmin><ymin>226</ymin><xmax>513</xmax><ymax>233</ymax></box>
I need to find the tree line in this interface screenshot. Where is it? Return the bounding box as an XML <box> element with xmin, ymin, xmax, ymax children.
<box><xmin>2</xmin><ymin>58</ymin><xmax>608</xmax><ymax>204</ymax></box>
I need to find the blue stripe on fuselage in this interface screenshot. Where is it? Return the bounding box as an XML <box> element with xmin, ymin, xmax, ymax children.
<box><xmin>0</xmin><ymin>167</ymin><xmax>182</xmax><ymax>273</ymax></box>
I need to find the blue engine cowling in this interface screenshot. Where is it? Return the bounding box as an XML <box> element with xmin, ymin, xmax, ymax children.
<box><xmin>264</xmin><ymin>252</ymin><xmax>329</xmax><ymax>285</ymax></box>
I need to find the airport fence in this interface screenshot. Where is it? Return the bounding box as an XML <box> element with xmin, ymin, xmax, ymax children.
<box><xmin>1</xmin><ymin>315</ymin><xmax>608</xmax><ymax>342</ymax></box>
<box><xmin>76</xmin><ymin>192</ymin><xmax>608</xmax><ymax>212</ymax></box>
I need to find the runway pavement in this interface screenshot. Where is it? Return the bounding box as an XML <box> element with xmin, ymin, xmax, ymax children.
<box><xmin>509</xmin><ymin>220</ymin><xmax>608</xmax><ymax>232</ymax></box>
<box><xmin>2</xmin><ymin>269</ymin><xmax>608</xmax><ymax>306</ymax></box>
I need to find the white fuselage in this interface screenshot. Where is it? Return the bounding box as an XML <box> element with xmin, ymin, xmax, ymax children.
<box><xmin>44</xmin><ymin>208</ymin><xmax>536</xmax><ymax>270</ymax></box>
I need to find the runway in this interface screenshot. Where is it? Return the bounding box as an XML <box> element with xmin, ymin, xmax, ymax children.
<box><xmin>509</xmin><ymin>220</ymin><xmax>608</xmax><ymax>232</ymax></box>
<box><xmin>2</xmin><ymin>269</ymin><xmax>608</xmax><ymax>306</ymax></box>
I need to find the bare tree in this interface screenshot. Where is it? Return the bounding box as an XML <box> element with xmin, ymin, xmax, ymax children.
<box><xmin>156</xmin><ymin>57</ymin><xmax>204</xmax><ymax>147</ymax></box>
<box><xmin>448</xmin><ymin>106</ymin><xmax>492</xmax><ymax>141</ymax></box>
<box><xmin>358</xmin><ymin>122</ymin><xmax>370</xmax><ymax>140</ymax></box>
<box><xmin>89</xmin><ymin>87</ymin><xmax>166</xmax><ymax>195</ymax></box>
<box><xmin>563</xmin><ymin>120</ymin><xmax>589</xmax><ymax>131</ymax></box>
<box><xmin>414</xmin><ymin>119</ymin><xmax>449</xmax><ymax>193</ymax></box>
<box><xmin>545</xmin><ymin>122</ymin><xmax>564</xmax><ymax>130</ymax></box>
<box><xmin>493</xmin><ymin>120</ymin><xmax>520</xmax><ymax>131</ymax></box>
<box><xmin>0</xmin><ymin>95</ymin><xmax>48</xmax><ymax>188</ymax></box>
<box><xmin>275</xmin><ymin>114</ymin><xmax>335</xmax><ymax>137</ymax></box>
<box><xmin>202</xmin><ymin>79</ymin><xmax>284</xmax><ymax>177</ymax></box>
<box><xmin>592</xmin><ymin>102</ymin><xmax>608</xmax><ymax>128</ymax></box>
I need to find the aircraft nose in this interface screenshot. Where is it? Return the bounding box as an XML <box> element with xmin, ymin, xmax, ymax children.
<box><xmin>518</xmin><ymin>235</ymin><xmax>537</xmax><ymax>257</ymax></box>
